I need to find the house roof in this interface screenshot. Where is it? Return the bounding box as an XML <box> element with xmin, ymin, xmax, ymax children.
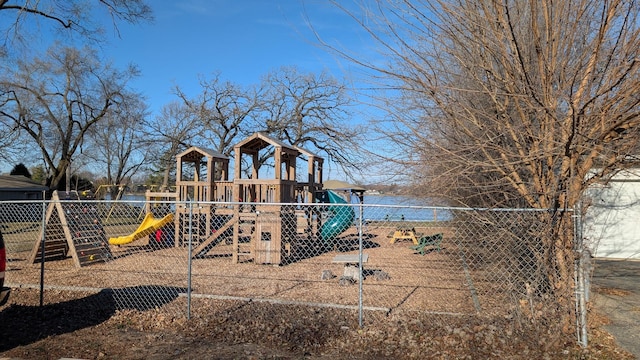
<box><xmin>0</xmin><ymin>175</ymin><xmax>49</xmax><ymax>191</ymax></box>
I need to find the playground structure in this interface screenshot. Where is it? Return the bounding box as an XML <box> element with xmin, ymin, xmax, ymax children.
<box><xmin>30</xmin><ymin>191</ymin><xmax>112</xmax><ymax>268</ymax></box>
<box><xmin>29</xmin><ymin>133</ymin><xmax>354</xmax><ymax>268</ymax></box>
<box><xmin>138</xmin><ymin>132</ymin><xmax>353</xmax><ymax>265</ymax></box>
<box><xmin>108</xmin><ymin>213</ymin><xmax>174</xmax><ymax>246</ymax></box>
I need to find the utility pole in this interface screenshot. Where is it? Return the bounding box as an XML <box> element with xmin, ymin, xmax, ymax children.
<box><xmin>66</xmin><ymin>161</ymin><xmax>71</xmax><ymax>192</ymax></box>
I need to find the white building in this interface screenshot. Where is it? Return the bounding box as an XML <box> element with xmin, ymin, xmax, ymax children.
<box><xmin>584</xmin><ymin>169</ymin><xmax>640</xmax><ymax>259</ymax></box>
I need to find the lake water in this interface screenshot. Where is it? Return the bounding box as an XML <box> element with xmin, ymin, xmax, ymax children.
<box><xmin>359</xmin><ymin>195</ymin><xmax>449</xmax><ymax>222</ymax></box>
<box><xmin>110</xmin><ymin>193</ymin><xmax>448</xmax><ymax>222</ymax></box>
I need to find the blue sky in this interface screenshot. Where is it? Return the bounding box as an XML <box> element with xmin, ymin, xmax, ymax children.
<box><xmin>105</xmin><ymin>1</ymin><xmax>394</xmax><ymax>181</ymax></box>
<box><xmin>1</xmin><ymin>0</ymin><xmax>392</xmax><ymax>178</ymax></box>
<box><xmin>105</xmin><ymin>0</ymin><xmax>374</xmax><ymax>118</ymax></box>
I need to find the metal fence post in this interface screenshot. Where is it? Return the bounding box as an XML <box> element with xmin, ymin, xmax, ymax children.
<box><xmin>578</xmin><ymin>252</ymin><xmax>588</xmax><ymax>348</ymax></box>
<box><xmin>39</xmin><ymin>192</ymin><xmax>47</xmax><ymax>308</ymax></box>
<box><xmin>571</xmin><ymin>204</ymin><xmax>587</xmax><ymax>348</ymax></box>
<box><xmin>574</xmin><ymin>203</ymin><xmax>588</xmax><ymax>348</ymax></box>
<box><xmin>187</xmin><ymin>201</ymin><xmax>193</xmax><ymax>319</ymax></box>
<box><xmin>358</xmin><ymin>202</ymin><xmax>364</xmax><ymax>327</ymax></box>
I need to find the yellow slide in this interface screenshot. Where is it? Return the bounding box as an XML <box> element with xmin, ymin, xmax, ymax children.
<box><xmin>109</xmin><ymin>213</ymin><xmax>174</xmax><ymax>246</ymax></box>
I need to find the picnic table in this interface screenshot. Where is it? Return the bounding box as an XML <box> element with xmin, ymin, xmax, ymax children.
<box><xmin>388</xmin><ymin>227</ymin><xmax>419</xmax><ymax>245</ymax></box>
<box><xmin>410</xmin><ymin>233</ymin><xmax>444</xmax><ymax>255</ymax></box>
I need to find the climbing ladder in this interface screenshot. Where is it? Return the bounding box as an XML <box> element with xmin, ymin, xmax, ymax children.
<box><xmin>176</xmin><ymin>205</ymin><xmax>214</xmax><ymax>247</ymax></box>
<box><xmin>232</xmin><ymin>212</ymin><xmax>256</xmax><ymax>263</ymax></box>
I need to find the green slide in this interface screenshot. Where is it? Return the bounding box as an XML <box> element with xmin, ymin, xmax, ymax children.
<box><xmin>320</xmin><ymin>190</ymin><xmax>355</xmax><ymax>243</ymax></box>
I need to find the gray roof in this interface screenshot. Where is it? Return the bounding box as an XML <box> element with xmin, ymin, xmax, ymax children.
<box><xmin>0</xmin><ymin>175</ymin><xmax>49</xmax><ymax>191</ymax></box>
<box><xmin>323</xmin><ymin>180</ymin><xmax>366</xmax><ymax>192</ymax></box>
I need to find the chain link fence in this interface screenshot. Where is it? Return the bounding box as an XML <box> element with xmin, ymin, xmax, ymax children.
<box><xmin>1</xmin><ymin>197</ymin><xmax>584</xmax><ymax>340</ymax></box>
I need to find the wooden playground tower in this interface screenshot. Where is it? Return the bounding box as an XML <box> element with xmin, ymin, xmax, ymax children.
<box><xmin>149</xmin><ymin>132</ymin><xmax>325</xmax><ymax>265</ymax></box>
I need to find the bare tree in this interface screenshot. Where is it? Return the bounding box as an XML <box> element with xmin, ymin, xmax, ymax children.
<box><xmin>174</xmin><ymin>68</ymin><xmax>364</xmax><ymax>179</ymax></box>
<box><xmin>142</xmin><ymin>101</ymin><xmax>202</xmax><ymax>190</ymax></box>
<box><xmin>0</xmin><ymin>93</ymin><xmax>23</xmax><ymax>163</ymax></box>
<box><xmin>257</xmin><ymin>66</ymin><xmax>365</xmax><ymax>175</ymax></box>
<box><xmin>173</xmin><ymin>74</ymin><xmax>258</xmax><ymax>156</ymax></box>
<box><xmin>0</xmin><ymin>44</ymin><xmax>139</xmax><ymax>190</ymax></box>
<box><xmin>0</xmin><ymin>1</ymin><xmax>151</xmax><ymax>174</ymax></box>
<box><xmin>329</xmin><ymin>0</ymin><xmax>640</xmax><ymax>328</ymax></box>
<box><xmin>84</xmin><ymin>92</ymin><xmax>149</xmax><ymax>198</ymax></box>
<box><xmin>0</xmin><ymin>0</ymin><xmax>152</xmax><ymax>45</ymax></box>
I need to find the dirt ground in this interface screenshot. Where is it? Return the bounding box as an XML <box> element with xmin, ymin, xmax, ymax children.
<box><xmin>0</xmin><ymin>225</ymin><xmax>636</xmax><ymax>359</ymax></box>
<box><xmin>4</xmin><ymin>224</ymin><xmax>478</xmax><ymax>315</ymax></box>
<box><xmin>0</xmin><ymin>286</ymin><xmax>634</xmax><ymax>360</ymax></box>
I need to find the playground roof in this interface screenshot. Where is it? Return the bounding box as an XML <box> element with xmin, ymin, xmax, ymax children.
<box><xmin>294</xmin><ymin>145</ymin><xmax>324</xmax><ymax>161</ymax></box>
<box><xmin>176</xmin><ymin>146</ymin><xmax>229</xmax><ymax>161</ymax></box>
<box><xmin>234</xmin><ymin>132</ymin><xmax>298</xmax><ymax>153</ymax></box>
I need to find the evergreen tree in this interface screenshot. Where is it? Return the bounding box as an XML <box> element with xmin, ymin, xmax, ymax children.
<box><xmin>9</xmin><ymin>163</ymin><xmax>31</xmax><ymax>178</ymax></box>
